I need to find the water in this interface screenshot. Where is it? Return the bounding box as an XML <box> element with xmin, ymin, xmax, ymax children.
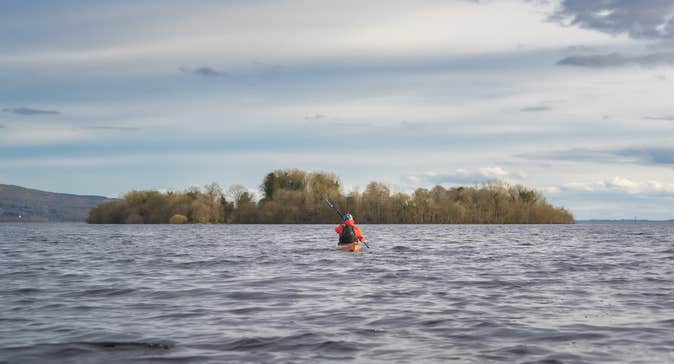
<box><xmin>1</xmin><ymin>223</ymin><xmax>673</xmax><ymax>363</ymax></box>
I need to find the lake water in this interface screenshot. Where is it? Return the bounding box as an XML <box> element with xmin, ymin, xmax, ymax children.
<box><xmin>1</xmin><ymin>223</ymin><xmax>673</xmax><ymax>363</ymax></box>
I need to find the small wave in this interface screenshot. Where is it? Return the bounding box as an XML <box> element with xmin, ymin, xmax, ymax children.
<box><xmin>12</xmin><ymin>287</ymin><xmax>43</xmax><ymax>294</ymax></box>
<box><xmin>521</xmin><ymin>359</ymin><xmax>564</xmax><ymax>364</ymax></box>
<box><xmin>226</xmin><ymin>291</ymin><xmax>274</xmax><ymax>300</ymax></box>
<box><xmin>532</xmin><ymin>332</ymin><xmax>608</xmax><ymax>342</ymax></box>
<box><xmin>420</xmin><ymin>318</ymin><xmax>453</xmax><ymax>327</ymax></box>
<box><xmin>149</xmin><ymin>311</ymin><xmax>208</xmax><ymax>320</ymax></box>
<box><xmin>173</xmin><ymin>260</ymin><xmax>221</xmax><ymax>268</ymax></box>
<box><xmin>658</xmin><ymin>318</ymin><xmax>674</xmax><ymax>325</ymax></box>
<box><xmin>228</xmin><ymin>307</ymin><xmax>267</xmax><ymax>315</ymax></box>
<box><xmin>472</xmin><ymin>321</ymin><xmax>500</xmax><ymax>329</ymax></box>
<box><xmin>315</xmin><ymin>340</ymin><xmax>357</xmax><ymax>353</ymax></box>
<box><xmin>521</xmin><ymin>352</ymin><xmax>588</xmax><ymax>364</ymax></box>
<box><xmin>378</xmin><ymin>272</ymin><xmax>399</xmax><ymax>279</ymax></box>
<box><xmin>0</xmin><ymin>341</ymin><xmax>173</xmax><ymax>363</ymax></box>
<box><xmin>81</xmin><ymin>341</ymin><xmax>174</xmax><ymax>350</ymax></box>
<box><xmin>222</xmin><ymin>336</ymin><xmax>285</xmax><ymax>351</ymax></box>
<box><xmin>221</xmin><ymin>334</ymin><xmax>358</xmax><ymax>355</ymax></box>
<box><xmin>74</xmin><ymin>287</ymin><xmax>136</xmax><ymax>297</ymax></box>
<box><xmin>352</xmin><ymin>328</ymin><xmax>386</xmax><ymax>336</ymax></box>
<box><xmin>498</xmin><ymin>344</ymin><xmax>549</xmax><ymax>356</ymax></box>
<box><xmin>391</xmin><ymin>245</ymin><xmax>414</xmax><ymax>252</ymax></box>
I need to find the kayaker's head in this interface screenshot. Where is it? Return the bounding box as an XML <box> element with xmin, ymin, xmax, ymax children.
<box><xmin>343</xmin><ymin>213</ymin><xmax>355</xmax><ymax>225</ymax></box>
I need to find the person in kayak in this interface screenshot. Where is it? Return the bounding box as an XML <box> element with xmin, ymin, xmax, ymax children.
<box><xmin>335</xmin><ymin>213</ymin><xmax>366</xmax><ymax>246</ymax></box>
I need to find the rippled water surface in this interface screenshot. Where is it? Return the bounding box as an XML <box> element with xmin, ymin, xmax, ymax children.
<box><xmin>1</xmin><ymin>223</ymin><xmax>673</xmax><ymax>363</ymax></box>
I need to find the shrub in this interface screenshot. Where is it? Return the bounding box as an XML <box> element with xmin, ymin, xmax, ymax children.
<box><xmin>169</xmin><ymin>214</ymin><xmax>189</xmax><ymax>224</ymax></box>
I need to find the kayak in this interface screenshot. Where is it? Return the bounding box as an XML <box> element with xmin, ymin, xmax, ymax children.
<box><xmin>336</xmin><ymin>242</ymin><xmax>363</xmax><ymax>252</ymax></box>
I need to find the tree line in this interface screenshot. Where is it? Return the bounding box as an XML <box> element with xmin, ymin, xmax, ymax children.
<box><xmin>87</xmin><ymin>169</ymin><xmax>575</xmax><ymax>224</ymax></box>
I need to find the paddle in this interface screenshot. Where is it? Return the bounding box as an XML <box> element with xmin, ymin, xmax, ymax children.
<box><xmin>324</xmin><ymin>196</ymin><xmax>369</xmax><ymax>249</ymax></box>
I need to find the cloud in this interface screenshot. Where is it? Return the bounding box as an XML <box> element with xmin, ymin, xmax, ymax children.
<box><xmin>519</xmin><ymin>146</ymin><xmax>674</xmax><ymax>166</ymax></box>
<box><xmin>308</xmin><ymin>118</ymin><xmax>427</xmax><ymax>130</ymax></box>
<box><xmin>563</xmin><ymin>177</ymin><xmax>674</xmax><ymax>196</ymax></box>
<box><xmin>520</xmin><ymin>148</ymin><xmax>625</xmax><ymax>163</ymax></box>
<box><xmin>1</xmin><ymin>1</ymin><xmax>620</xmax><ymax>69</ymax></box>
<box><xmin>332</xmin><ymin>121</ymin><xmax>376</xmax><ymax>128</ymax></box>
<box><xmin>564</xmin><ymin>45</ymin><xmax>598</xmax><ymax>53</ymax></box>
<box><xmin>2</xmin><ymin>107</ymin><xmax>60</xmax><ymax>115</ymax></box>
<box><xmin>552</xmin><ymin>0</ymin><xmax>674</xmax><ymax>39</ymax></box>
<box><xmin>400</xmin><ymin>120</ymin><xmax>427</xmax><ymax>130</ymax></box>
<box><xmin>615</xmin><ymin>147</ymin><xmax>674</xmax><ymax>165</ymax></box>
<box><xmin>0</xmin><ymin>125</ymin><xmax>87</xmax><ymax>145</ymax></box>
<box><xmin>547</xmin><ymin>180</ymin><xmax>674</xmax><ymax>219</ymax></box>
<box><xmin>644</xmin><ymin>115</ymin><xmax>674</xmax><ymax>121</ymax></box>
<box><xmin>542</xmin><ymin>186</ymin><xmax>561</xmax><ymax>194</ymax></box>
<box><xmin>179</xmin><ymin>66</ymin><xmax>229</xmax><ymax>78</ymax></box>
<box><xmin>405</xmin><ymin>167</ymin><xmax>526</xmax><ymax>187</ymax></box>
<box><xmin>81</xmin><ymin>126</ymin><xmax>141</xmax><ymax>131</ymax></box>
<box><xmin>557</xmin><ymin>51</ymin><xmax>674</xmax><ymax>68</ymax></box>
<box><xmin>520</xmin><ymin>105</ymin><xmax>552</xmax><ymax>112</ymax></box>
<box><xmin>304</xmin><ymin>114</ymin><xmax>327</xmax><ymax>121</ymax></box>
<box><xmin>251</xmin><ymin>61</ymin><xmax>286</xmax><ymax>79</ymax></box>
<box><xmin>553</xmin><ymin>2</ymin><xmax>674</xmax><ymax>68</ymax></box>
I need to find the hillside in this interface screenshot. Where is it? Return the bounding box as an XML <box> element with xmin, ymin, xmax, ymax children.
<box><xmin>0</xmin><ymin>184</ymin><xmax>110</xmax><ymax>222</ymax></box>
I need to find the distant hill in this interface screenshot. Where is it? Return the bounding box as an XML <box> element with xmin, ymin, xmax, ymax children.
<box><xmin>0</xmin><ymin>184</ymin><xmax>110</xmax><ymax>222</ymax></box>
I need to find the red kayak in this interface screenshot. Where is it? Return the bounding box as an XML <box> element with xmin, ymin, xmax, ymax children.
<box><xmin>336</xmin><ymin>242</ymin><xmax>363</xmax><ymax>252</ymax></box>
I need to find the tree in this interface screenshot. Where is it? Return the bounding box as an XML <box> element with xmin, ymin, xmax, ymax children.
<box><xmin>229</xmin><ymin>185</ymin><xmax>258</xmax><ymax>223</ymax></box>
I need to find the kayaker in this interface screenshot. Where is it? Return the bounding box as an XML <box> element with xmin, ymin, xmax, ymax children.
<box><xmin>335</xmin><ymin>213</ymin><xmax>366</xmax><ymax>246</ymax></box>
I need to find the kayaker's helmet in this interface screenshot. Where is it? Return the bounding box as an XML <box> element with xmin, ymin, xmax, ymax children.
<box><xmin>343</xmin><ymin>213</ymin><xmax>353</xmax><ymax>221</ymax></box>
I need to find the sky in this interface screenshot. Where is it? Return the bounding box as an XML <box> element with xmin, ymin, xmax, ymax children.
<box><xmin>2</xmin><ymin>0</ymin><xmax>674</xmax><ymax>220</ymax></box>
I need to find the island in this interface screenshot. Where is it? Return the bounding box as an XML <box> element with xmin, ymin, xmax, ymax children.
<box><xmin>87</xmin><ymin>169</ymin><xmax>575</xmax><ymax>224</ymax></box>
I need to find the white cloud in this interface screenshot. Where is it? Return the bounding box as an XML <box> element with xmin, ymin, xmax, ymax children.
<box><xmin>0</xmin><ymin>0</ymin><xmax>626</xmax><ymax>68</ymax></box>
<box><xmin>543</xmin><ymin>186</ymin><xmax>561</xmax><ymax>194</ymax></box>
<box><xmin>403</xmin><ymin>166</ymin><xmax>527</xmax><ymax>188</ymax></box>
<box><xmin>563</xmin><ymin>177</ymin><xmax>674</xmax><ymax>195</ymax></box>
<box><xmin>0</xmin><ymin>125</ymin><xmax>90</xmax><ymax>146</ymax></box>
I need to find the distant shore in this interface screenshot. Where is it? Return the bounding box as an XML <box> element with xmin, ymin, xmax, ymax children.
<box><xmin>577</xmin><ymin>219</ymin><xmax>674</xmax><ymax>224</ymax></box>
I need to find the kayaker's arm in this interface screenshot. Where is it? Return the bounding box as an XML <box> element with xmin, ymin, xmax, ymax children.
<box><xmin>354</xmin><ymin>226</ymin><xmax>366</xmax><ymax>242</ymax></box>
